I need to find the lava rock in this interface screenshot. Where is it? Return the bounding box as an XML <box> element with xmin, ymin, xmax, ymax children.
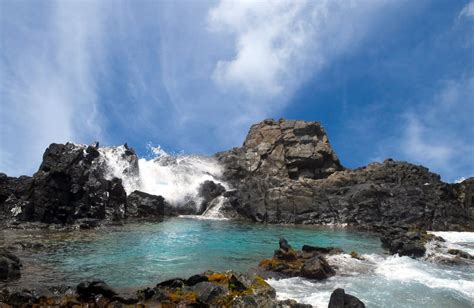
<box><xmin>215</xmin><ymin>119</ymin><xmax>474</xmax><ymax>230</ymax></box>
<box><xmin>328</xmin><ymin>288</ymin><xmax>365</xmax><ymax>308</ymax></box>
<box><xmin>0</xmin><ymin>249</ymin><xmax>21</xmax><ymax>282</ymax></box>
<box><xmin>259</xmin><ymin>239</ymin><xmax>337</xmax><ymax>280</ymax></box>
<box><xmin>300</xmin><ymin>256</ymin><xmax>336</xmax><ymax>280</ymax></box>
<box><xmin>198</xmin><ymin>180</ymin><xmax>226</xmax><ymax>214</ymax></box>
<box><xmin>76</xmin><ymin>280</ymin><xmax>118</xmax><ymax>299</ymax></box>
<box><xmin>126</xmin><ymin>190</ymin><xmax>166</xmax><ymax>218</ymax></box>
<box><xmin>0</xmin><ymin>143</ymin><xmax>131</xmax><ymax>224</ymax></box>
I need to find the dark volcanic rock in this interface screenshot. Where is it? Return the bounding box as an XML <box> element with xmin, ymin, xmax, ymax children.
<box><xmin>259</xmin><ymin>239</ymin><xmax>337</xmax><ymax>280</ymax></box>
<box><xmin>0</xmin><ymin>143</ymin><xmax>135</xmax><ymax>224</ymax></box>
<box><xmin>328</xmin><ymin>288</ymin><xmax>365</xmax><ymax>308</ymax></box>
<box><xmin>216</xmin><ymin>118</ymin><xmax>473</xmax><ymax>230</ymax></box>
<box><xmin>126</xmin><ymin>190</ymin><xmax>166</xmax><ymax>218</ymax></box>
<box><xmin>0</xmin><ymin>249</ymin><xmax>22</xmax><ymax>282</ymax></box>
<box><xmin>378</xmin><ymin>226</ymin><xmax>444</xmax><ymax>258</ymax></box>
<box><xmin>197</xmin><ymin>180</ymin><xmax>226</xmax><ymax>214</ymax></box>
<box><xmin>76</xmin><ymin>280</ymin><xmax>118</xmax><ymax>299</ymax></box>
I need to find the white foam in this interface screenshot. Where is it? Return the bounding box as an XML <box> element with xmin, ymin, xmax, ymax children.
<box><xmin>375</xmin><ymin>255</ymin><xmax>474</xmax><ymax>299</ymax></box>
<box><xmin>202</xmin><ymin>196</ymin><xmax>229</xmax><ymax>219</ymax></box>
<box><xmin>428</xmin><ymin>231</ymin><xmax>474</xmax><ymax>243</ymax></box>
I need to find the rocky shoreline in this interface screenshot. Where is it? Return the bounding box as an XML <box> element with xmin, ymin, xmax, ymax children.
<box><xmin>1</xmin><ymin>239</ymin><xmax>369</xmax><ymax>307</ymax></box>
<box><xmin>1</xmin><ymin>118</ymin><xmax>473</xmax><ymax>306</ymax></box>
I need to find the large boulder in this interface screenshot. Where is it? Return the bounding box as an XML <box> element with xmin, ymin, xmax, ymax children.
<box><xmin>126</xmin><ymin>190</ymin><xmax>166</xmax><ymax>218</ymax></box>
<box><xmin>216</xmin><ymin>119</ymin><xmax>474</xmax><ymax>230</ymax></box>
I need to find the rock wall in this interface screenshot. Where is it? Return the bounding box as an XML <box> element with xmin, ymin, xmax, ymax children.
<box><xmin>217</xmin><ymin>119</ymin><xmax>474</xmax><ymax>231</ymax></box>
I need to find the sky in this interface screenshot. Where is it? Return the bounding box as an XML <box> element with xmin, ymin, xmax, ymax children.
<box><xmin>0</xmin><ymin>0</ymin><xmax>473</xmax><ymax>182</ymax></box>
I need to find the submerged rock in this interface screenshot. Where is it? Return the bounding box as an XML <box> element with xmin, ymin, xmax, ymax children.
<box><xmin>0</xmin><ymin>249</ymin><xmax>21</xmax><ymax>282</ymax></box>
<box><xmin>259</xmin><ymin>239</ymin><xmax>337</xmax><ymax>280</ymax></box>
<box><xmin>328</xmin><ymin>288</ymin><xmax>365</xmax><ymax>308</ymax></box>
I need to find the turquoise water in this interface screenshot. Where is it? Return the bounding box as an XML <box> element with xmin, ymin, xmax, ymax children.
<box><xmin>1</xmin><ymin>217</ymin><xmax>381</xmax><ymax>288</ymax></box>
<box><xmin>2</xmin><ymin>217</ymin><xmax>473</xmax><ymax>307</ymax></box>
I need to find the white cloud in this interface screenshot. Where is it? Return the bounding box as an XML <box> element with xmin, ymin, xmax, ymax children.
<box><xmin>207</xmin><ymin>0</ymin><xmax>395</xmax><ymax>98</ymax></box>
<box><xmin>0</xmin><ymin>2</ymin><xmax>104</xmax><ymax>175</ymax></box>
<box><xmin>459</xmin><ymin>0</ymin><xmax>474</xmax><ymax>18</ymax></box>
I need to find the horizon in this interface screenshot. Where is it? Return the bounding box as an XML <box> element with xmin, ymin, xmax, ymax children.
<box><xmin>1</xmin><ymin>0</ymin><xmax>473</xmax><ymax>182</ymax></box>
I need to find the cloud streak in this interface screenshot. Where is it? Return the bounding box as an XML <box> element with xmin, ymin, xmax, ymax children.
<box><xmin>0</xmin><ymin>1</ymin><xmax>105</xmax><ymax>175</ymax></box>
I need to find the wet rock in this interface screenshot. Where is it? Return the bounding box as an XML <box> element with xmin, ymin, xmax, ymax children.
<box><xmin>0</xmin><ymin>249</ymin><xmax>21</xmax><ymax>282</ymax></box>
<box><xmin>185</xmin><ymin>274</ymin><xmax>209</xmax><ymax>286</ymax></box>
<box><xmin>259</xmin><ymin>239</ymin><xmax>337</xmax><ymax>280</ymax></box>
<box><xmin>76</xmin><ymin>280</ymin><xmax>118</xmax><ymax>299</ymax></box>
<box><xmin>126</xmin><ymin>190</ymin><xmax>166</xmax><ymax>218</ymax></box>
<box><xmin>300</xmin><ymin>256</ymin><xmax>336</xmax><ymax>280</ymax></box>
<box><xmin>192</xmin><ymin>281</ymin><xmax>226</xmax><ymax>303</ymax></box>
<box><xmin>198</xmin><ymin>180</ymin><xmax>226</xmax><ymax>214</ymax></box>
<box><xmin>447</xmin><ymin>249</ymin><xmax>474</xmax><ymax>259</ymax></box>
<box><xmin>378</xmin><ymin>226</ymin><xmax>438</xmax><ymax>258</ymax></box>
<box><xmin>328</xmin><ymin>288</ymin><xmax>365</xmax><ymax>308</ymax></box>
<box><xmin>302</xmin><ymin>245</ymin><xmax>344</xmax><ymax>255</ymax></box>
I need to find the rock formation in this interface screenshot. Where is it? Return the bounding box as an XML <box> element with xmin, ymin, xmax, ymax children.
<box><xmin>0</xmin><ymin>143</ymin><xmax>163</xmax><ymax>225</ymax></box>
<box><xmin>0</xmin><ymin>118</ymin><xmax>472</xmax><ymax>230</ymax></box>
<box><xmin>216</xmin><ymin>118</ymin><xmax>474</xmax><ymax>231</ymax></box>
<box><xmin>258</xmin><ymin>239</ymin><xmax>337</xmax><ymax>280</ymax></box>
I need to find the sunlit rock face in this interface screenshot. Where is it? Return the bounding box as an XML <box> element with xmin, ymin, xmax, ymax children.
<box><xmin>216</xmin><ymin>119</ymin><xmax>474</xmax><ymax>230</ymax></box>
<box><xmin>218</xmin><ymin>118</ymin><xmax>343</xmax><ymax>181</ymax></box>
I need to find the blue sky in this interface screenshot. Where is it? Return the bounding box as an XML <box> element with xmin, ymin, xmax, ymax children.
<box><xmin>1</xmin><ymin>0</ymin><xmax>473</xmax><ymax>182</ymax></box>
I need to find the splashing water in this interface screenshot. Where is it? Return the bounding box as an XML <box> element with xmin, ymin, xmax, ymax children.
<box><xmin>98</xmin><ymin>144</ymin><xmax>230</xmax><ymax>207</ymax></box>
<box><xmin>201</xmin><ymin>196</ymin><xmax>229</xmax><ymax>220</ymax></box>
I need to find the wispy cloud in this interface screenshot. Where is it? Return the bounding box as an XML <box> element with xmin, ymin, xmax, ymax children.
<box><xmin>391</xmin><ymin>77</ymin><xmax>474</xmax><ymax>181</ymax></box>
<box><xmin>207</xmin><ymin>0</ymin><xmax>396</xmax><ymax>99</ymax></box>
<box><xmin>0</xmin><ymin>2</ymin><xmax>104</xmax><ymax>175</ymax></box>
<box><xmin>459</xmin><ymin>0</ymin><xmax>474</xmax><ymax>18</ymax></box>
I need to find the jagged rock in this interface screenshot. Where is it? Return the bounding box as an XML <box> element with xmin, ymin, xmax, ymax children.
<box><xmin>0</xmin><ymin>143</ymin><xmax>133</xmax><ymax>224</ymax></box>
<box><xmin>126</xmin><ymin>190</ymin><xmax>166</xmax><ymax>218</ymax></box>
<box><xmin>328</xmin><ymin>288</ymin><xmax>365</xmax><ymax>308</ymax></box>
<box><xmin>0</xmin><ymin>249</ymin><xmax>21</xmax><ymax>282</ymax></box>
<box><xmin>216</xmin><ymin>119</ymin><xmax>474</xmax><ymax>230</ymax></box>
<box><xmin>259</xmin><ymin>239</ymin><xmax>337</xmax><ymax>280</ymax></box>
<box><xmin>198</xmin><ymin>180</ymin><xmax>226</xmax><ymax>214</ymax></box>
<box><xmin>378</xmin><ymin>226</ymin><xmax>444</xmax><ymax>258</ymax></box>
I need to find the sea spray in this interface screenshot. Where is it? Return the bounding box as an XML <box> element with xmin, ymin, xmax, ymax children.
<box><xmin>98</xmin><ymin>144</ymin><xmax>230</xmax><ymax>208</ymax></box>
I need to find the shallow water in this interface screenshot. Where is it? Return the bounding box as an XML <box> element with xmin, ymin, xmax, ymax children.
<box><xmin>1</xmin><ymin>218</ymin><xmax>473</xmax><ymax>308</ymax></box>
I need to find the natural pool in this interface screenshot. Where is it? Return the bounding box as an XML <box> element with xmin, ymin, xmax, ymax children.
<box><xmin>1</xmin><ymin>217</ymin><xmax>473</xmax><ymax>307</ymax></box>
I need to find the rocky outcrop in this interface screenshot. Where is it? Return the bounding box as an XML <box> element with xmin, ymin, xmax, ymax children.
<box><xmin>0</xmin><ymin>271</ymin><xmax>309</xmax><ymax>307</ymax></box>
<box><xmin>378</xmin><ymin>226</ymin><xmax>445</xmax><ymax>258</ymax></box>
<box><xmin>0</xmin><ymin>143</ymin><xmax>136</xmax><ymax>224</ymax></box>
<box><xmin>258</xmin><ymin>239</ymin><xmax>337</xmax><ymax>280</ymax></box>
<box><xmin>216</xmin><ymin>119</ymin><xmax>474</xmax><ymax>231</ymax></box>
<box><xmin>0</xmin><ymin>249</ymin><xmax>21</xmax><ymax>282</ymax></box>
<box><xmin>328</xmin><ymin>288</ymin><xmax>365</xmax><ymax>308</ymax></box>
